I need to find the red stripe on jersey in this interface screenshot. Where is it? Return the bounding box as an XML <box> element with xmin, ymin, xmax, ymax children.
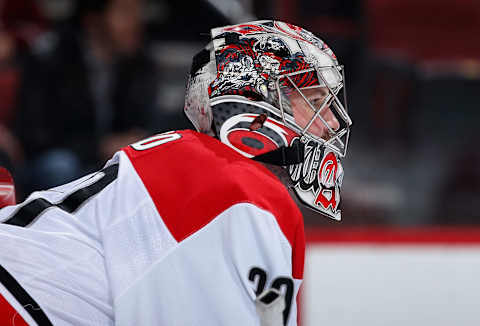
<box><xmin>0</xmin><ymin>294</ymin><xmax>28</xmax><ymax>326</ymax></box>
<box><xmin>123</xmin><ymin>130</ymin><xmax>305</xmax><ymax>279</ymax></box>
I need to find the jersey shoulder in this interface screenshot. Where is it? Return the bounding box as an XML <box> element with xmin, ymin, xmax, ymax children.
<box><xmin>122</xmin><ymin>130</ymin><xmax>302</xmax><ymax>241</ymax></box>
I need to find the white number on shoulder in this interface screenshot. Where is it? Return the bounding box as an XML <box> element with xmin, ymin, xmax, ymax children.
<box><xmin>130</xmin><ymin>131</ymin><xmax>182</xmax><ymax>151</ymax></box>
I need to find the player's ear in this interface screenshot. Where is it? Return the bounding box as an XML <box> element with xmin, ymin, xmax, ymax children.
<box><xmin>0</xmin><ymin>167</ymin><xmax>16</xmax><ymax>208</ymax></box>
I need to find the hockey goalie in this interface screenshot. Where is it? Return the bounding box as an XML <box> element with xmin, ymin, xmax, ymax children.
<box><xmin>0</xmin><ymin>20</ymin><xmax>351</xmax><ymax>326</ymax></box>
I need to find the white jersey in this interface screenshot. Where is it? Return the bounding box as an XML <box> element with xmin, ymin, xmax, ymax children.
<box><xmin>0</xmin><ymin>130</ymin><xmax>305</xmax><ymax>326</ymax></box>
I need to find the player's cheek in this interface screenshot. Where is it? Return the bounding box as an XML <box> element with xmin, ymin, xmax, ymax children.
<box><xmin>292</xmin><ymin>102</ymin><xmax>313</xmax><ymax>128</ymax></box>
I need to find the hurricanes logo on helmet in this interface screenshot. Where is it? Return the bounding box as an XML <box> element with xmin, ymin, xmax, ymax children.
<box><xmin>219</xmin><ymin>113</ymin><xmax>299</xmax><ymax>158</ymax></box>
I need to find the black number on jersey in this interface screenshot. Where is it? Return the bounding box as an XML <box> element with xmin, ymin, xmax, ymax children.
<box><xmin>248</xmin><ymin>267</ymin><xmax>267</xmax><ymax>296</ymax></box>
<box><xmin>248</xmin><ymin>267</ymin><xmax>294</xmax><ymax>325</ymax></box>
<box><xmin>271</xmin><ymin>277</ymin><xmax>294</xmax><ymax>324</ymax></box>
<box><xmin>2</xmin><ymin>164</ymin><xmax>118</xmax><ymax>227</ymax></box>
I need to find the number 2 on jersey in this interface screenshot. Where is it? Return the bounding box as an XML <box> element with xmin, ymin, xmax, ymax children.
<box><xmin>249</xmin><ymin>267</ymin><xmax>294</xmax><ymax>325</ymax></box>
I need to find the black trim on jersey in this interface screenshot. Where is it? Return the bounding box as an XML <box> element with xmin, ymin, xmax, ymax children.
<box><xmin>3</xmin><ymin>164</ymin><xmax>119</xmax><ymax>227</ymax></box>
<box><xmin>0</xmin><ymin>264</ymin><xmax>54</xmax><ymax>325</ymax></box>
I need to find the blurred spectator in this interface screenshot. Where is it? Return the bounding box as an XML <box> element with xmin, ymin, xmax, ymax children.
<box><xmin>0</xmin><ymin>0</ymin><xmax>47</xmax><ymax>51</ymax></box>
<box><xmin>15</xmin><ymin>0</ymin><xmax>161</xmax><ymax>193</ymax></box>
<box><xmin>0</xmin><ymin>25</ymin><xmax>19</xmax><ymax>139</ymax></box>
<box><xmin>0</xmin><ymin>0</ymin><xmax>47</xmax><ymax>177</ymax></box>
<box><xmin>0</xmin><ymin>125</ymin><xmax>21</xmax><ymax>172</ymax></box>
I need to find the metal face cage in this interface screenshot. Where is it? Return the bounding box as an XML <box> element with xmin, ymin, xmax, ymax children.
<box><xmin>273</xmin><ymin>65</ymin><xmax>352</xmax><ymax>157</ymax></box>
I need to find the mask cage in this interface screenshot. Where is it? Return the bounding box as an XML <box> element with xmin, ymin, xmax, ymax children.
<box><xmin>270</xmin><ymin>65</ymin><xmax>352</xmax><ymax>157</ymax></box>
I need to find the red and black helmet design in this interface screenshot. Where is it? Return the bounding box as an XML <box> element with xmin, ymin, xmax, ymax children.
<box><xmin>184</xmin><ymin>20</ymin><xmax>351</xmax><ymax>221</ymax></box>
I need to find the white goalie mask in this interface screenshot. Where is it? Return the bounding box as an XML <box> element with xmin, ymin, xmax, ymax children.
<box><xmin>184</xmin><ymin>20</ymin><xmax>352</xmax><ymax>221</ymax></box>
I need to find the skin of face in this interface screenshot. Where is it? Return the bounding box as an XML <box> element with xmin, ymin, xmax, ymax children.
<box><xmin>290</xmin><ymin>87</ymin><xmax>340</xmax><ymax>139</ymax></box>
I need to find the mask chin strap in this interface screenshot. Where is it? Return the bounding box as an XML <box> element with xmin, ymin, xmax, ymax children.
<box><xmin>252</xmin><ymin>142</ymin><xmax>305</xmax><ymax>166</ymax></box>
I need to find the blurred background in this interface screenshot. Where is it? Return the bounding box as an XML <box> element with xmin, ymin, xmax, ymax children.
<box><xmin>0</xmin><ymin>0</ymin><xmax>479</xmax><ymax>227</ymax></box>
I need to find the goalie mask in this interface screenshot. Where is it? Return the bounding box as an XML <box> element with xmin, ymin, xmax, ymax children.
<box><xmin>184</xmin><ymin>20</ymin><xmax>352</xmax><ymax>221</ymax></box>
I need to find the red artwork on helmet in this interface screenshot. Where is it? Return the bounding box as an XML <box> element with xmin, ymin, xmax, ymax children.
<box><xmin>315</xmin><ymin>152</ymin><xmax>339</xmax><ymax>212</ymax></box>
<box><xmin>223</xmin><ymin>24</ymin><xmax>267</xmax><ymax>35</ymax></box>
<box><xmin>221</xmin><ymin>113</ymin><xmax>300</xmax><ymax>158</ymax></box>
